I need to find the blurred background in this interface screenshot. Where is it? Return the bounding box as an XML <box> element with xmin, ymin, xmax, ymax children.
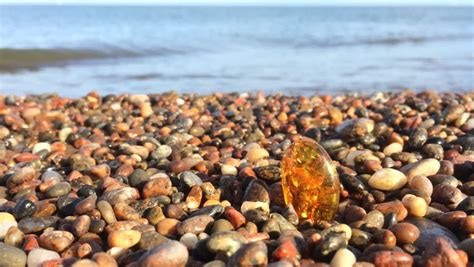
<box><xmin>0</xmin><ymin>0</ymin><xmax>472</xmax><ymax>97</ymax></box>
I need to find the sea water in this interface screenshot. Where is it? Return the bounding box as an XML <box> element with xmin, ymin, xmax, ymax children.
<box><xmin>0</xmin><ymin>5</ymin><xmax>472</xmax><ymax>96</ymax></box>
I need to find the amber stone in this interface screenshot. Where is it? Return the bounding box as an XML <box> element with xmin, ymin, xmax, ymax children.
<box><xmin>281</xmin><ymin>137</ymin><xmax>340</xmax><ymax>222</ymax></box>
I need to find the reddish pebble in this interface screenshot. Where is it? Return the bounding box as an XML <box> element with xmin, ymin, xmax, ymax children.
<box><xmin>225</xmin><ymin>206</ymin><xmax>246</xmax><ymax>229</ymax></box>
<box><xmin>142</xmin><ymin>177</ymin><xmax>173</xmax><ymax>198</ymax></box>
<box><xmin>23</xmin><ymin>234</ymin><xmax>40</xmax><ymax>252</ymax></box>
<box><xmin>389</xmin><ymin>223</ymin><xmax>420</xmax><ymax>245</ymax></box>
<box><xmin>374</xmin><ymin>200</ymin><xmax>408</xmax><ymax>221</ymax></box>
<box><xmin>272</xmin><ymin>240</ymin><xmax>299</xmax><ymax>260</ymax></box>
<box><xmin>371</xmin><ymin>251</ymin><xmax>413</xmax><ymax>266</ymax></box>
<box><xmin>421</xmin><ymin>237</ymin><xmax>466</xmax><ymax>267</ymax></box>
<box><xmin>41</xmin><ymin>258</ymin><xmax>64</xmax><ymax>267</ymax></box>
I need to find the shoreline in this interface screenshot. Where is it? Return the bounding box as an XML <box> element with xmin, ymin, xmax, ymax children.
<box><xmin>0</xmin><ymin>91</ymin><xmax>473</xmax><ymax>266</ymax></box>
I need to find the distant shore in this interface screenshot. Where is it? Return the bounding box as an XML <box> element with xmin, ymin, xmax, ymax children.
<box><xmin>0</xmin><ymin>91</ymin><xmax>472</xmax><ymax>266</ymax></box>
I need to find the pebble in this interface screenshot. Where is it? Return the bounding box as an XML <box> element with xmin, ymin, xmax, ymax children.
<box><xmin>409</xmin><ymin>175</ymin><xmax>433</xmax><ymax>197</ymax></box>
<box><xmin>420</xmin><ymin>237</ymin><xmax>467</xmax><ymax>267</ymax></box>
<box><xmin>406</xmin><ymin>217</ymin><xmax>459</xmax><ymax>251</ymax></box>
<box><xmin>142</xmin><ymin>176</ymin><xmax>173</xmax><ymax>198</ymax></box>
<box><xmin>156</xmin><ymin>218</ymin><xmax>180</xmax><ymax>237</ymax></box>
<box><xmin>432</xmin><ymin>183</ymin><xmax>463</xmax><ymax>205</ymax></box>
<box><xmin>403</xmin><ymin>158</ymin><xmax>441</xmax><ymax>180</ymax></box>
<box><xmin>330</xmin><ymin>248</ymin><xmax>356</xmax><ymax>267</ymax></box>
<box><xmin>457</xmin><ymin>238</ymin><xmax>474</xmax><ymax>259</ymax></box>
<box><xmin>72</xmin><ymin>215</ymin><xmax>91</xmax><ymax>237</ymax></box>
<box><xmin>225</xmin><ymin>206</ymin><xmax>246</xmax><ymax>229</ymax></box>
<box><xmin>272</xmin><ymin>240</ymin><xmax>299</xmax><ymax>260</ymax></box>
<box><xmin>27</xmin><ymin>248</ymin><xmax>60</xmax><ymax>267</ymax></box>
<box><xmin>364</xmin><ymin>210</ymin><xmax>385</xmax><ymax>229</ymax></box>
<box><xmin>137</xmin><ymin>231</ymin><xmax>167</xmax><ymax>250</ymax></box>
<box><xmin>97</xmin><ymin>200</ymin><xmax>117</xmax><ymax>224</ymax></box>
<box><xmin>368</xmin><ymin>168</ymin><xmax>407</xmax><ymax>191</ymax></box>
<box><xmin>0</xmin><ymin>242</ymin><xmax>27</xmax><ymax>266</ymax></box>
<box><xmin>246</xmin><ymin>148</ymin><xmax>269</xmax><ymax>162</ymax></box>
<box><xmin>423</xmin><ymin>144</ymin><xmax>444</xmax><ymax>160</ymax></box>
<box><xmin>383</xmin><ymin>143</ymin><xmax>403</xmax><ymax>156</ymax></box>
<box><xmin>177</xmin><ymin>215</ymin><xmax>214</xmax><ymax>235</ymax></box>
<box><xmin>39</xmin><ymin>230</ymin><xmax>74</xmax><ymax>252</ymax></box>
<box><xmin>313</xmin><ymin>233</ymin><xmax>347</xmax><ymax>260</ymax></box>
<box><xmin>374</xmin><ymin>200</ymin><xmax>408</xmax><ymax>221</ymax></box>
<box><xmin>401</xmin><ymin>194</ymin><xmax>427</xmax><ymax>217</ymax></box>
<box><xmin>92</xmin><ymin>252</ymin><xmax>118</xmax><ymax>267</ymax></box>
<box><xmin>372</xmin><ymin>229</ymin><xmax>396</xmax><ymax>247</ymax></box>
<box><xmin>153</xmin><ymin>145</ymin><xmax>173</xmax><ymax>159</ymax></box>
<box><xmin>221</xmin><ymin>164</ymin><xmax>238</xmax><ymax>176</ymax></box>
<box><xmin>207</xmin><ymin>231</ymin><xmax>247</xmax><ymax>256</ymax></box>
<box><xmin>255</xmin><ymin>166</ymin><xmax>281</xmax><ymax>182</ymax></box>
<box><xmin>321</xmin><ymin>223</ymin><xmax>352</xmax><ymax>241</ymax></box>
<box><xmin>129</xmin><ymin>168</ymin><xmax>150</xmax><ymax>187</ymax></box>
<box><xmin>13</xmin><ymin>199</ymin><xmax>36</xmax><ymax>220</ymax></box>
<box><xmin>107</xmin><ymin>230</ymin><xmax>141</xmax><ymax>248</ymax></box>
<box><xmin>211</xmin><ymin>219</ymin><xmax>234</xmax><ymax>233</ymax></box>
<box><xmin>179</xmin><ymin>171</ymin><xmax>203</xmax><ymax>189</ymax></box>
<box><xmin>46</xmin><ymin>182</ymin><xmax>71</xmax><ymax>198</ymax></box>
<box><xmin>18</xmin><ymin>216</ymin><xmax>58</xmax><ymax>234</ymax></box>
<box><xmin>350</xmin><ymin>229</ymin><xmax>372</xmax><ymax>248</ymax></box>
<box><xmin>240</xmin><ymin>201</ymin><xmax>270</xmax><ymax>215</ymax></box>
<box><xmin>137</xmin><ymin>240</ymin><xmax>188</xmax><ymax>267</ymax></box>
<box><xmin>75</xmin><ymin>194</ymin><xmax>97</xmax><ymax>215</ymax></box>
<box><xmin>389</xmin><ymin>222</ymin><xmax>420</xmax><ymax>244</ymax></box>
<box><xmin>4</xmin><ymin>226</ymin><xmax>24</xmax><ymax>247</ymax></box>
<box><xmin>344</xmin><ymin>205</ymin><xmax>366</xmax><ymax>223</ymax></box>
<box><xmin>370</xmin><ymin>251</ymin><xmax>413</xmax><ymax>266</ymax></box>
<box><xmin>435</xmin><ymin>211</ymin><xmax>466</xmax><ymax>229</ymax></box>
<box><xmin>0</xmin><ymin>212</ymin><xmax>18</xmax><ymax>239</ymax></box>
<box><xmin>243</xmin><ymin>180</ymin><xmax>270</xmax><ymax>204</ymax></box>
<box><xmin>32</xmin><ymin>142</ymin><xmax>51</xmax><ymax>154</ymax></box>
<box><xmin>99</xmin><ymin>187</ymin><xmax>140</xmax><ymax>205</ymax></box>
<box><xmin>179</xmin><ymin>233</ymin><xmax>199</xmax><ymax>249</ymax></box>
<box><xmin>203</xmin><ymin>260</ymin><xmax>226</xmax><ymax>267</ymax></box>
<box><xmin>456</xmin><ymin>196</ymin><xmax>474</xmax><ymax>214</ymax></box>
<box><xmin>228</xmin><ymin>241</ymin><xmax>268</xmax><ymax>266</ymax></box>
<box><xmin>336</xmin><ymin>118</ymin><xmax>374</xmax><ymax>137</ymax></box>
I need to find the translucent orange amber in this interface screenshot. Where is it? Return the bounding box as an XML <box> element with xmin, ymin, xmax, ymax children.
<box><xmin>281</xmin><ymin>137</ymin><xmax>340</xmax><ymax>222</ymax></box>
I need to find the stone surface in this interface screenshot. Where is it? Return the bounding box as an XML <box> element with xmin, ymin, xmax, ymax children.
<box><xmin>177</xmin><ymin>215</ymin><xmax>214</xmax><ymax>235</ymax></box>
<box><xmin>27</xmin><ymin>248</ymin><xmax>60</xmax><ymax>267</ymax></box>
<box><xmin>228</xmin><ymin>241</ymin><xmax>268</xmax><ymax>266</ymax></box>
<box><xmin>137</xmin><ymin>240</ymin><xmax>188</xmax><ymax>267</ymax></box>
<box><xmin>420</xmin><ymin>237</ymin><xmax>466</xmax><ymax>267</ymax></box>
<box><xmin>383</xmin><ymin>142</ymin><xmax>403</xmax><ymax>156</ymax></box>
<box><xmin>457</xmin><ymin>238</ymin><xmax>474</xmax><ymax>260</ymax></box>
<box><xmin>39</xmin><ymin>230</ymin><xmax>74</xmax><ymax>252</ymax></box>
<box><xmin>207</xmin><ymin>231</ymin><xmax>247</xmax><ymax>256</ymax></box>
<box><xmin>401</xmin><ymin>194</ymin><xmax>427</xmax><ymax>217</ymax></box>
<box><xmin>389</xmin><ymin>223</ymin><xmax>420</xmax><ymax>245</ymax></box>
<box><xmin>330</xmin><ymin>248</ymin><xmax>356</xmax><ymax>267</ymax></box>
<box><xmin>4</xmin><ymin>226</ymin><xmax>24</xmax><ymax>247</ymax></box>
<box><xmin>0</xmin><ymin>242</ymin><xmax>27</xmax><ymax>266</ymax></box>
<box><xmin>403</xmin><ymin>158</ymin><xmax>441</xmax><ymax>180</ymax></box>
<box><xmin>406</xmin><ymin>217</ymin><xmax>459</xmax><ymax>251</ymax></box>
<box><xmin>108</xmin><ymin>230</ymin><xmax>141</xmax><ymax>248</ymax></box>
<box><xmin>368</xmin><ymin>168</ymin><xmax>407</xmax><ymax>191</ymax></box>
<box><xmin>156</xmin><ymin>218</ymin><xmax>180</xmax><ymax>237</ymax></box>
<box><xmin>281</xmin><ymin>137</ymin><xmax>340</xmax><ymax>222</ymax></box>
<box><xmin>0</xmin><ymin>212</ymin><xmax>18</xmax><ymax>240</ymax></box>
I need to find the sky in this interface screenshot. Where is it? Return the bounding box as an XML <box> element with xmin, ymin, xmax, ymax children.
<box><xmin>0</xmin><ymin>0</ymin><xmax>472</xmax><ymax>5</ymax></box>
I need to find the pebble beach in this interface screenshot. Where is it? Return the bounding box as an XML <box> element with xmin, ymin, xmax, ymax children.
<box><xmin>0</xmin><ymin>90</ymin><xmax>473</xmax><ymax>267</ymax></box>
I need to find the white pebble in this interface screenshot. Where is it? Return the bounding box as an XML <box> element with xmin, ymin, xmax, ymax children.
<box><xmin>27</xmin><ymin>248</ymin><xmax>60</xmax><ymax>267</ymax></box>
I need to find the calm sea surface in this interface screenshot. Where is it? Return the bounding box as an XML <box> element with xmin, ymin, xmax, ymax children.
<box><xmin>0</xmin><ymin>5</ymin><xmax>473</xmax><ymax>97</ymax></box>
